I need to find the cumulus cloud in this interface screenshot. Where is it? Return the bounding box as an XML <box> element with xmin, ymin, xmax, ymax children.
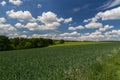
<box><xmin>99</xmin><ymin>25</ymin><xmax>114</xmax><ymax>32</ymax></box>
<box><xmin>37</xmin><ymin>11</ymin><xmax>64</xmax><ymax>30</ymax></box>
<box><xmin>7</xmin><ymin>10</ymin><xmax>72</xmax><ymax>31</ymax></box>
<box><xmin>0</xmin><ymin>24</ymin><xmax>16</xmax><ymax>31</ymax></box>
<box><xmin>15</xmin><ymin>23</ymin><xmax>24</xmax><ymax>28</ymax></box>
<box><xmin>85</xmin><ymin>22</ymin><xmax>103</xmax><ymax>29</ymax></box>
<box><xmin>96</xmin><ymin>7</ymin><xmax>120</xmax><ymax>20</ymax></box>
<box><xmin>104</xmin><ymin>30</ymin><xmax>120</xmax><ymax>40</ymax></box>
<box><xmin>57</xmin><ymin>30</ymin><xmax>102</xmax><ymax>41</ymax></box>
<box><xmin>60</xmin><ymin>31</ymin><xmax>80</xmax><ymax>37</ymax></box>
<box><xmin>0</xmin><ymin>23</ymin><xmax>17</xmax><ymax>37</ymax></box>
<box><xmin>83</xmin><ymin>17</ymin><xmax>98</xmax><ymax>23</ymax></box>
<box><xmin>6</xmin><ymin>10</ymin><xmax>35</xmax><ymax>22</ymax></box>
<box><xmin>68</xmin><ymin>25</ymin><xmax>84</xmax><ymax>30</ymax></box>
<box><xmin>24</xmin><ymin>22</ymin><xmax>58</xmax><ymax>31</ymax></box>
<box><xmin>0</xmin><ymin>1</ymin><xmax>6</xmax><ymax>6</ymax></box>
<box><xmin>24</xmin><ymin>23</ymin><xmax>38</xmax><ymax>31</ymax></box>
<box><xmin>9</xmin><ymin>0</ymin><xmax>22</xmax><ymax>6</ymax></box>
<box><xmin>78</xmin><ymin>31</ymin><xmax>105</xmax><ymax>41</ymax></box>
<box><xmin>36</xmin><ymin>11</ymin><xmax>72</xmax><ymax>30</ymax></box>
<box><xmin>105</xmin><ymin>30</ymin><xmax>120</xmax><ymax>36</ymax></box>
<box><xmin>0</xmin><ymin>17</ymin><xmax>6</xmax><ymax>23</ymax></box>
<box><xmin>30</xmin><ymin>29</ymin><xmax>120</xmax><ymax>41</ymax></box>
<box><xmin>15</xmin><ymin>22</ymin><xmax>60</xmax><ymax>31</ymax></box>
<box><xmin>84</xmin><ymin>7</ymin><xmax>120</xmax><ymax>22</ymax></box>
<box><xmin>37</xmin><ymin>11</ymin><xmax>63</xmax><ymax>24</ymax></box>
<box><xmin>64</xmin><ymin>17</ymin><xmax>72</xmax><ymax>23</ymax></box>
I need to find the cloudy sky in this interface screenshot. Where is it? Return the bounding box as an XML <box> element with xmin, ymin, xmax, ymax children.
<box><xmin>0</xmin><ymin>0</ymin><xmax>120</xmax><ymax>41</ymax></box>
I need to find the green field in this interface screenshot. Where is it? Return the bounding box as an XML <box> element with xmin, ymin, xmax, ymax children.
<box><xmin>0</xmin><ymin>42</ymin><xmax>120</xmax><ymax>80</ymax></box>
<box><xmin>50</xmin><ymin>41</ymin><xmax>110</xmax><ymax>47</ymax></box>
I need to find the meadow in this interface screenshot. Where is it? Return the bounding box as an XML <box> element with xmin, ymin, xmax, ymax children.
<box><xmin>0</xmin><ymin>42</ymin><xmax>120</xmax><ymax>80</ymax></box>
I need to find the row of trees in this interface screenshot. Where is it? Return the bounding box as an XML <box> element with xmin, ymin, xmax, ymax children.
<box><xmin>0</xmin><ymin>35</ymin><xmax>64</xmax><ymax>51</ymax></box>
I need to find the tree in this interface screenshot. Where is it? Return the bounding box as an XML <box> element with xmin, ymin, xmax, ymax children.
<box><xmin>0</xmin><ymin>35</ymin><xmax>12</xmax><ymax>51</ymax></box>
<box><xmin>10</xmin><ymin>37</ymin><xmax>20</xmax><ymax>49</ymax></box>
<box><xmin>59</xmin><ymin>39</ymin><xmax>65</xmax><ymax>44</ymax></box>
<box><xmin>24</xmin><ymin>42</ymin><xmax>32</xmax><ymax>49</ymax></box>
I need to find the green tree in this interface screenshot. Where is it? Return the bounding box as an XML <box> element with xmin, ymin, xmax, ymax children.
<box><xmin>10</xmin><ymin>37</ymin><xmax>20</xmax><ymax>49</ymax></box>
<box><xmin>24</xmin><ymin>42</ymin><xmax>32</xmax><ymax>49</ymax></box>
<box><xmin>59</xmin><ymin>39</ymin><xmax>65</xmax><ymax>44</ymax></box>
<box><xmin>0</xmin><ymin>35</ymin><xmax>12</xmax><ymax>51</ymax></box>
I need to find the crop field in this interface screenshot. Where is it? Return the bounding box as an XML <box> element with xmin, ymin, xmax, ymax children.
<box><xmin>0</xmin><ymin>42</ymin><xmax>120</xmax><ymax>80</ymax></box>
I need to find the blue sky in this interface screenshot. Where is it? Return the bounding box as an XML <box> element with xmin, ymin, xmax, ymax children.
<box><xmin>0</xmin><ymin>0</ymin><xmax>120</xmax><ymax>41</ymax></box>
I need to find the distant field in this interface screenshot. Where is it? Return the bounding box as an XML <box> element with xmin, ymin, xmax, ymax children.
<box><xmin>50</xmin><ymin>41</ymin><xmax>110</xmax><ymax>47</ymax></box>
<box><xmin>0</xmin><ymin>42</ymin><xmax>120</xmax><ymax>80</ymax></box>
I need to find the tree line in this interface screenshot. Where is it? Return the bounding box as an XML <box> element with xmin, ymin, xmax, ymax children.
<box><xmin>0</xmin><ymin>35</ymin><xmax>64</xmax><ymax>51</ymax></box>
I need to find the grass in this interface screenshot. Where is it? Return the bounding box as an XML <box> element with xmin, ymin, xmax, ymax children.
<box><xmin>0</xmin><ymin>42</ymin><xmax>120</xmax><ymax>80</ymax></box>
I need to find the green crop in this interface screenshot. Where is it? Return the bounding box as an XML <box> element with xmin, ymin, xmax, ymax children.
<box><xmin>0</xmin><ymin>42</ymin><xmax>120</xmax><ymax>80</ymax></box>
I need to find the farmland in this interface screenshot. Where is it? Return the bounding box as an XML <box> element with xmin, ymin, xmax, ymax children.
<box><xmin>0</xmin><ymin>42</ymin><xmax>120</xmax><ymax>80</ymax></box>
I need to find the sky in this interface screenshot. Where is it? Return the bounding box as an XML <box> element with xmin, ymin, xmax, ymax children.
<box><xmin>0</xmin><ymin>0</ymin><xmax>120</xmax><ymax>41</ymax></box>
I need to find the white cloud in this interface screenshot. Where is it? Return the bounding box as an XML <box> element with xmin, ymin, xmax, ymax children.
<box><xmin>15</xmin><ymin>23</ymin><xmax>24</xmax><ymax>28</ymax></box>
<box><xmin>0</xmin><ymin>17</ymin><xmax>6</xmax><ymax>23</ymax></box>
<box><xmin>84</xmin><ymin>7</ymin><xmax>120</xmax><ymax>22</ymax></box>
<box><xmin>83</xmin><ymin>17</ymin><xmax>98</xmax><ymax>23</ymax></box>
<box><xmin>15</xmin><ymin>22</ymin><xmax>60</xmax><ymax>31</ymax></box>
<box><xmin>25</xmin><ymin>22</ymin><xmax>40</xmax><ymax>31</ymax></box>
<box><xmin>68</xmin><ymin>27</ymin><xmax>76</xmax><ymax>30</ymax></box>
<box><xmin>31</xmin><ymin>34</ymin><xmax>51</xmax><ymax>38</ymax></box>
<box><xmin>30</xmin><ymin>29</ymin><xmax>120</xmax><ymax>41</ymax></box>
<box><xmin>105</xmin><ymin>30</ymin><xmax>120</xmax><ymax>36</ymax></box>
<box><xmin>0</xmin><ymin>1</ymin><xmax>6</xmax><ymax>6</ymax></box>
<box><xmin>19</xmin><ymin>35</ymin><xmax>27</xmax><ymax>38</ymax></box>
<box><xmin>13</xmin><ymin>11</ymin><xmax>73</xmax><ymax>31</ymax></box>
<box><xmin>83</xmin><ymin>19</ymin><xmax>91</xmax><ymax>23</ymax></box>
<box><xmin>96</xmin><ymin>7</ymin><xmax>120</xmax><ymax>20</ymax></box>
<box><xmin>68</xmin><ymin>25</ymin><xmax>84</xmax><ymax>30</ymax></box>
<box><xmin>78</xmin><ymin>31</ymin><xmax>104</xmax><ymax>41</ymax></box>
<box><xmin>90</xmin><ymin>31</ymin><xmax>102</xmax><ymax>36</ymax></box>
<box><xmin>15</xmin><ymin>22</ymin><xmax>38</xmax><ymax>30</ymax></box>
<box><xmin>85</xmin><ymin>22</ymin><xmax>103</xmax><ymax>29</ymax></box>
<box><xmin>0</xmin><ymin>24</ymin><xmax>16</xmax><ymax>31</ymax></box>
<box><xmin>99</xmin><ymin>25</ymin><xmax>114</xmax><ymax>32</ymax></box>
<box><xmin>104</xmin><ymin>30</ymin><xmax>120</xmax><ymax>40</ymax></box>
<box><xmin>0</xmin><ymin>23</ymin><xmax>17</xmax><ymax>37</ymax></box>
<box><xmin>9</xmin><ymin>0</ymin><xmax>22</xmax><ymax>6</ymax></box>
<box><xmin>6</xmin><ymin>10</ymin><xmax>35</xmax><ymax>22</ymax></box>
<box><xmin>38</xmin><ymin>4</ymin><xmax>42</xmax><ymax>8</ymax></box>
<box><xmin>37</xmin><ymin>11</ymin><xmax>64</xmax><ymax>30</ymax></box>
<box><xmin>37</xmin><ymin>11</ymin><xmax>63</xmax><ymax>24</ymax></box>
<box><xmin>60</xmin><ymin>31</ymin><xmax>80</xmax><ymax>36</ymax></box>
<box><xmin>8</xmin><ymin>11</ymin><xmax>72</xmax><ymax>31</ymax></box>
<box><xmin>64</xmin><ymin>17</ymin><xmax>72</xmax><ymax>23</ymax></box>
